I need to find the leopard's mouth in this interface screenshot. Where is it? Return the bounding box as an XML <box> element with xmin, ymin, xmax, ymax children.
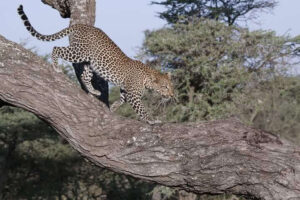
<box><xmin>162</xmin><ymin>94</ymin><xmax>171</xmax><ymax>99</ymax></box>
<box><xmin>162</xmin><ymin>96</ymin><xmax>172</xmax><ymax>102</ymax></box>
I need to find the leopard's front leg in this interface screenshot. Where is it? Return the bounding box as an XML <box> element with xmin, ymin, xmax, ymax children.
<box><xmin>110</xmin><ymin>89</ymin><xmax>127</xmax><ymax>112</ymax></box>
<box><xmin>126</xmin><ymin>92</ymin><xmax>161</xmax><ymax>124</ymax></box>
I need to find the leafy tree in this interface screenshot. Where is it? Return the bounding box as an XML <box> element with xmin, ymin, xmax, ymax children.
<box><xmin>152</xmin><ymin>0</ymin><xmax>277</xmax><ymax>25</ymax></box>
<box><xmin>139</xmin><ymin>18</ymin><xmax>299</xmax><ymax>141</ymax></box>
<box><xmin>235</xmin><ymin>75</ymin><xmax>300</xmax><ymax>142</ymax></box>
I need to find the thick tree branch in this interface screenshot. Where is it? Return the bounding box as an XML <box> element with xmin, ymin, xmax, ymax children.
<box><xmin>0</xmin><ymin>36</ymin><xmax>300</xmax><ymax>200</ymax></box>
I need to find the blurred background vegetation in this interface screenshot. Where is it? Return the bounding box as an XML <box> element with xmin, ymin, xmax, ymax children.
<box><xmin>1</xmin><ymin>0</ymin><xmax>299</xmax><ymax>199</ymax></box>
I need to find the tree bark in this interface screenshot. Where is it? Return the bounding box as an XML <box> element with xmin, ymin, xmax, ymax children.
<box><xmin>1</xmin><ymin>35</ymin><xmax>300</xmax><ymax>200</ymax></box>
<box><xmin>41</xmin><ymin>0</ymin><xmax>109</xmax><ymax>106</ymax></box>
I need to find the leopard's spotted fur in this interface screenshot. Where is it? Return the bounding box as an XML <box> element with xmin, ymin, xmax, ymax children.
<box><xmin>18</xmin><ymin>5</ymin><xmax>174</xmax><ymax>123</ymax></box>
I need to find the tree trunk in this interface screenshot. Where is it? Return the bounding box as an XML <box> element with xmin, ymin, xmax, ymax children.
<box><xmin>0</xmin><ymin>35</ymin><xmax>300</xmax><ymax>200</ymax></box>
<box><xmin>41</xmin><ymin>0</ymin><xmax>109</xmax><ymax>106</ymax></box>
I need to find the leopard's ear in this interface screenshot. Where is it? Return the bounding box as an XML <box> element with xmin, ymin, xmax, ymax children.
<box><xmin>166</xmin><ymin>72</ymin><xmax>172</xmax><ymax>79</ymax></box>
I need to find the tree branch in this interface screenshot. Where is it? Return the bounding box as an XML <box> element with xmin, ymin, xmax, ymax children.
<box><xmin>0</xmin><ymin>35</ymin><xmax>300</xmax><ymax>200</ymax></box>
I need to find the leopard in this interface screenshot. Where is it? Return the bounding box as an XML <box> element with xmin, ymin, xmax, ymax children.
<box><xmin>18</xmin><ymin>5</ymin><xmax>174</xmax><ymax>124</ymax></box>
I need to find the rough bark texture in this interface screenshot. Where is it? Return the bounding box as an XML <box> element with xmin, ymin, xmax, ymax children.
<box><xmin>41</xmin><ymin>0</ymin><xmax>109</xmax><ymax>106</ymax></box>
<box><xmin>41</xmin><ymin>0</ymin><xmax>71</xmax><ymax>18</ymax></box>
<box><xmin>1</xmin><ymin>35</ymin><xmax>300</xmax><ymax>200</ymax></box>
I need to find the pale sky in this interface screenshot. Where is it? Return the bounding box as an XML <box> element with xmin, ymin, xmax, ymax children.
<box><xmin>1</xmin><ymin>0</ymin><xmax>300</xmax><ymax>59</ymax></box>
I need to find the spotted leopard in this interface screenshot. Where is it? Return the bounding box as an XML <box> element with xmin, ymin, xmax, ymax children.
<box><xmin>18</xmin><ymin>5</ymin><xmax>174</xmax><ymax>124</ymax></box>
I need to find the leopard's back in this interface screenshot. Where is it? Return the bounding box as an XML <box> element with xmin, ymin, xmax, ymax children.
<box><xmin>70</xmin><ymin>25</ymin><xmax>141</xmax><ymax>86</ymax></box>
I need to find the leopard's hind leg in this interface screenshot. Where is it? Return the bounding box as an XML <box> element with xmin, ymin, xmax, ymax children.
<box><xmin>51</xmin><ymin>46</ymin><xmax>88</xmax><ymax>72</ymax></box>
<box><xmin>52</xmin><ymin>46</ymin><xmax>100</xmax><ymax>96</ymax></box>
<box><xmin>81</xmin><ymin>65</ymin><xmax>101</xmax><ymax>96</ymax></box>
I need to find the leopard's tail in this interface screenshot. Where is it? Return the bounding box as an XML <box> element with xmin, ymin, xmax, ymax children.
<box><xmin>17</xmin><ymin>5</ymin><xmax>73</xmax><ymax>41</ymax></box>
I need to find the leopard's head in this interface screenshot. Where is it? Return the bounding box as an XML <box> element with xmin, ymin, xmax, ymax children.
<box><xmin>152</xmin><ymin>72</ymin><xmax>174</xmax><ymax>98</ymax></box>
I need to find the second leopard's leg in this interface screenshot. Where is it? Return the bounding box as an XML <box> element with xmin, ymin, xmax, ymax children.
<box><xmin>81</xmin><ymin>65</ymin><xmax>101</xmax><ymax>96</ymax></box>
<box><xmin>110</xmin><ymin>89</ymin><xmax>127</xmax><ymax>112</ymax></box>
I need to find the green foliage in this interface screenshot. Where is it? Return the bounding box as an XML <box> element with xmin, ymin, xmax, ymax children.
<box><xmin>152</xmin><ymin>0</ymin><xmax>277</xmax><ymax>25</ymax></box>
<box><xmin>234</xmin><ymin>75</ymin><xmax>300</xmax><ymax>142</ymax></box>
<box><xmin>140</xmin><ymin>19</ymin><xmax>296</xmax><ymax>124</ymax></box>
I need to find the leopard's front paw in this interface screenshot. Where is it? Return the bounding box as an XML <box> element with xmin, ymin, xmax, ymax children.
<box><xmin>147</xmin><ymin>119</ymin><xmax>162</xmax><ymax>125</ymax></box>
<box><xmin>110</xmin><ymin>101</ymin><xmax>122</xmax><ymax>112</ymax></box>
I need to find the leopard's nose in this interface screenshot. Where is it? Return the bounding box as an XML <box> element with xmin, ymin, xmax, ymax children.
<box><xmin>170</xmin><ymin>91</ymin><xmax>174</xmax><ymax>97</ymax></box>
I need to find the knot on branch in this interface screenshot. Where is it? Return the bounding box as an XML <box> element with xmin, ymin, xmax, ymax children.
<box><xmin>243</xmin><ymin>129</ymin><xmax>283</xmax><ymax>147</ymax></box>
